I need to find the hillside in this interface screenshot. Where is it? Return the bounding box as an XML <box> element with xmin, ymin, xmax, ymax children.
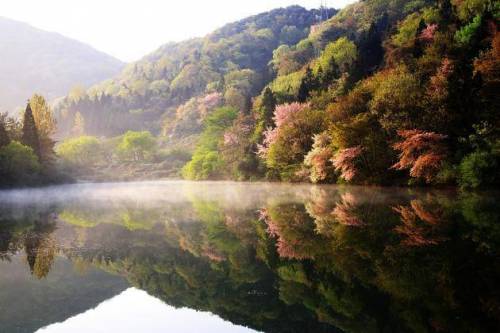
<box><xmin>54</xmin><ymin>6</ymin><xmax>335</xmax><ymax>138</ymax></box>
<box><xmin>53</xmin><ymin>0</ymin><xmax>499</xmax><ymax>188</ymax></box>
<box><xmin>0</xmin><ymin>17</ymin><xmax>124</xmax><ymax>113</ymax></box>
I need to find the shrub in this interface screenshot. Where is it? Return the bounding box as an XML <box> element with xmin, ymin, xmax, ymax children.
<box><xmin>459</xmin><ymin>151</ymin><xmax>499</xmax><ymax>188</ymax></box>
<box><xmin>57</xmin><ymin>136</ymin><xmax>102</xmax><ymax>167</ymax></box>
<box><xmin>117</xmin><ymin>131</ymin><xmax>156</xmax><ymax>161</ymax></box>
<box><xmin>0</xmin><ymin>141</ymin><xmax>40</xmax><ymax>187</ymax></box>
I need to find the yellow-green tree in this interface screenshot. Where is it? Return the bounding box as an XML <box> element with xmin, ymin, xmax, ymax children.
<box><xmin>29</xmin><ymin>94</ymin><xmax>57</xmax><ymax>165</ymax></box>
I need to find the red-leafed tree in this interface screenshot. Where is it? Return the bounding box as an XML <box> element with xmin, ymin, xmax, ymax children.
<box><xmin>392</xmin><ymin>130</ymin><xmax>447</xmax><ymax>183</ymax></box>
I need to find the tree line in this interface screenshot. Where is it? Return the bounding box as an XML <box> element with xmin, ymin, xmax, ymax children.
<box><xmin>0</xmin><ymin>95</ymin><xmax>65</xmax><ymax>187</ymax></box>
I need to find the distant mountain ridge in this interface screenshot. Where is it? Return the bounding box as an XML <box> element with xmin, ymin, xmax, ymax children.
<box><xmin>0</xmin><ymin>17</ymin><xmax>124</xmax><ymax>113</ymax></box>
<box><xmin>54</xmin><ymin>6</ymin><xmax>334</xmax><ymax>138</ymax></box>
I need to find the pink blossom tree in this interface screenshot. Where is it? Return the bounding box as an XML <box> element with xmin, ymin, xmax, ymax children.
<box><xmin>331</xmin><ymin>146</ymin><xmax>364</xmax><ymax>181</ymax></box>
<box><xmin>257</xmin><ymin>102</ymin><xmax>309</xmax><ymax>159</ymax></box>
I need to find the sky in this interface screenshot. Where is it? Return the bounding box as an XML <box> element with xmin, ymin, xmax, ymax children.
<box><xmin>1</xmin><ymin>0</ymin><xmax>355</xmax><ymax>62</ymax></box>
<box><xmin>37</xmin><ymin>288</ymin><xmax>258</xmax><ymax>333</ymax></box>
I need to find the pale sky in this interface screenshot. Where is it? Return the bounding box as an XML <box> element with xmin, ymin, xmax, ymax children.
<box><xmin>38</xmin><ymin>288</ymin><xmax>258</xmax><ymax>333</ymax></box>
<box><xmin>1</xmin><ymin>0</ymin><xmax>355</xmax><ymax>62</ymax></box>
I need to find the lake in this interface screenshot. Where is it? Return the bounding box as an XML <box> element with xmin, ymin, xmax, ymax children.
<box><xmin>0</xmin><ymin>181</ymin><xmax>498</xmax><ymax>332</ymax></box>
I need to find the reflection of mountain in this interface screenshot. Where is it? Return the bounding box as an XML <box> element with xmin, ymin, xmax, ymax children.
<box><xmin>0</xmin><ymin>255</ymin><xmax>127</xmax><ymax>333</ymax></box>
<box><xmin>0</xmin><ymin>182</ymin><xmax>499</xmax><ymax>332</ymax></box>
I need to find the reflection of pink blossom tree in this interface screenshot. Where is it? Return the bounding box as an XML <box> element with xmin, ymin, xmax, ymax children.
<box><xmin>201</xmin><ymin>245</ymin><xmax>226</xmax><ymax>262</ymax></box>
<box><xmin>332</xmin><ymin>193</ymin><xmax>365</xmax><ymax>226</ymax></box>
<box><xmin>259</xmin><ymin>206</ymin><xmax>316</xmax><ymax>260</ymax></box>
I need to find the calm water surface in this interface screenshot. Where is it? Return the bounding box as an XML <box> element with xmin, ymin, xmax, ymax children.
<box><xmin>0</xmin><ymin>181</ymin><xmax>498</xmax><ymax>332</ymax></box>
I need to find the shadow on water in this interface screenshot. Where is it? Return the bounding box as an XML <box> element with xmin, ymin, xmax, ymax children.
<box><xmin>0</xmin><ymin>181</ymin><xmax>499</xmax><ymax>332</ymax></box>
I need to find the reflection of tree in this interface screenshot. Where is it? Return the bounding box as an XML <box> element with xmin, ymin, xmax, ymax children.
<box><xmin>1</xmin><ymin>187</ymin><xmax>499</xmax><ymax>333</ymax></box>
<box><xmin>24</xmin><ymin>213</ymin><xmax>57</xmax><ymax>279</ymax></box>
<box><xmin>261</xmin><ymin>204</ymin><xmax>328</xmax><ymax>260</ymax></box>
<box><xmin>393</xmin><ymin>200</ymin><xmax>447</xmax><ymax>246</ymax></box>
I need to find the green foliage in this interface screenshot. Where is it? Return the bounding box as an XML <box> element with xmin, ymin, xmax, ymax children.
<box><xmin>391</xmin><ymin>12</ymin><xmax>422</xmax><ymax>47</ymax></box>
<box><xmin>459</xmin><ymin>150</ymin><xmax>499</xmax><ymax>188</ymax></box>
<box><xmin>454</xmin><ymin>14</ymin><xmax>482</xmax><ymax>46</ymax></box>
<box><xmin>316</xmin><ymin>37</ymin><xmax>357</xmax><ymax>72</ymax></box>
<box><xmin>368</xmin><ymin>65</ymin><xmax>423</xmax><ymax>131</ymax></box>
<box><xmin>182</xmin><ymin>107</ymin><xmax>238</xmax><ymax>180</ymax></box>
<box><xmin>0</xmin><ymin>141</ymin><xmax>40</xmax><ymax>187</ymax></box>
<box><xmin>453</xmin><ymin>0</ymin><xmax>490</xmax><ymax>21</ymax></box>
<box><xmin>21</xmin><ymin>103</ymin><xmax>41</xmax><ymax>160</ymax></box>
<box><xmin>57</xmin><ymin>136</ymin><xmax>102</xmax><ymax>167</ymax></box>
<box><xmin>266</xmin><ymin>107</ymin><xmax>328</xmax><ymax>181</ymax></box>
<box><xmin>0</xmin><ymin>118</ymin><xmax>10</xmax><ymax>148</ymax></box>
<box><xmin>117</xmin><ymin>131</ymin><xmax>156</xmax><ymax>161</ymax></box>
<box><xmin>270</xmin><ymin>71</ymin><xmax>303</xmax><ymax>101</ymax></box>
<box><xmin>55</xmin><ymin>6</ymin><xmax>319</xmax><ymax>138</ymax></box>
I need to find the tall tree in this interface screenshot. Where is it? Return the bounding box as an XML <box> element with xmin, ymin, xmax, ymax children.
<box><xmin>261</xmin><ymin>87</ymin><xmax>276</xmax><ymax>127</ymax></box>
<box><xmin>413</xmin><ymin>19</ymin><xmax>427</xmax><ymax>58</ymax></box>
<box><xmin>21</xmin><ymin>103</ymin><xmax>41</xmax><ymax>159</ymax></box>
<box><xmin>71</xmin><ymin>111</ymin><xmax>86</xmax><ymax>137</ymax></box>
<box><xmin>0</xmin><ymin>115</ymin><xmax>10</xmax><ymax>148</ymax></box>
<box><xmin>29</xmin><ymin>94</ymin><xmax>56</xmax><ymax>165</ymax></box>
<box><xmin>298</xmin><ymin>67</ymin><xmax>319</xmax><ymax>102</ymax></box>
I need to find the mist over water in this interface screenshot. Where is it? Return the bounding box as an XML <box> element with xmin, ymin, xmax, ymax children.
<box><xmin>0</xmin><ymin>180</ymin><xmax>455</xmax><ymax>208</ymax></box>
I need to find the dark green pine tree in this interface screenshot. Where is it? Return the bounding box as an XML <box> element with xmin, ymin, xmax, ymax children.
<box><xmin>0</xmin><ymin>117</ymin><xmax>10</xmax><ymax>148</ymax></box>
<box><xmin>261</xmin><ymin>87</ymin><xmax>276</xmax><ymax>127</ymax></box>
<box><xmin>21</xmin><ymin>103</ymin><xmax>41</xmax><ymax>159</ymax></box>
<box><xmin>438</xmin><ymin>0</ymin><xmax>452</xmax><ymax>22</ymax></box>
<box><xmin>413</xmin><ymin>19</ymin><xmax>427</xmax><ymax>58</ymax></box>
<box><xmin>358</xmin><ymin>20</ymin><xmax>385</xmax><ymax>76</ymax></box>
<box><xmin>298</xmin><ymin>67</ymin><xmax>319</xmax><ymax>102</ymax></box>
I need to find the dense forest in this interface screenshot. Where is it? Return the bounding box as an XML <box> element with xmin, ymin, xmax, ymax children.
<box><xmin>1</xmin><ymin>0</ymin><xmax>499</xmax><ymax>188</ymax></box>
<box><xmin>0</xmin><ymin>95</ymin><xmax>71</xmax><ymax>187</ymax></box>
<box><xmin>51</xmin><ymin>0</ymin><xmax>499</xmax><ymax>188</ymax></box>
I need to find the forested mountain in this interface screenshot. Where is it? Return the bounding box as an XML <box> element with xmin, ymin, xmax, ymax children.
<box><xmin>54</xmin><ymin>0</ymin><xmax>499</xmax><ymax>188</ymax></box>
<box><xmin>54</xmin><ymin>6</ymin><xmax>335</xmax><ymax>137</ymax></box>
<box><xmin>0</xmin><ymin>17</ymin><xmax>124</xmax><ymax>113</ymax></box>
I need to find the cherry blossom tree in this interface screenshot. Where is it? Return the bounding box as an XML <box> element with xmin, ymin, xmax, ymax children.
<box><xmin>331</xmin><ymin>146</ymin><xmax>364</xmax><ymax>181</ymax></box>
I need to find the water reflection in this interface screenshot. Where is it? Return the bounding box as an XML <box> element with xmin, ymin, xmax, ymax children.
<box><xmin>0</xmin><ymin>181</ymin><xmax>499</xmax><ymax>332</ymax></box>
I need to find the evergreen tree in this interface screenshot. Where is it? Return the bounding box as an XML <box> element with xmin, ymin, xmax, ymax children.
<box><xmin>22</xmin><ymin>103</ymin><xmax>41</xmax><ymax>160</ymax></box>
<box><xmin>413</xmin><ymin>19</ymin><xmax>427</xmax><ymax>58</ymax></box>
<box><xmin>72</xmin><ymin>111</ymin><xmax>86</xmax><ymax>137</ymax></box>
<box><xmin>358</xmin><ymin>21</ymin><xmax>384</xmax><ymax>76</ymax></box>
<box><xmin>439</xmin><ymin>0</ymin><xmax>452</xmax><ymax>22</ymax></box>
<box><xmin>298</xmin><ymin>67</ymin><xmax>319</xmax><ymax>102</ymax></box>
<box><xmin>261</xmin><ymin>87</ymin><xmax>276</xmax><ymax>127</ymax></box>
<box><xmin>29</xmin><ymin>94</ymin><xmax>56</xmax><ymax>165</ymax></box>
<box><xmin>0</xmin><ymin>116</ymin><xmax>10</xmax><ymax>148</ymax></box>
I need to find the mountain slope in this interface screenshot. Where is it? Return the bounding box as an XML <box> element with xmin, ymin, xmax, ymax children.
<box><xmin>54</xmin><ymin>6</ymin><xmax>335</xmax><ymax>138</ymax></box>
<box><xmin>0</xmin><ymin>17</ymin><xmax>124</xmax><ymax>112</ymax></box>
